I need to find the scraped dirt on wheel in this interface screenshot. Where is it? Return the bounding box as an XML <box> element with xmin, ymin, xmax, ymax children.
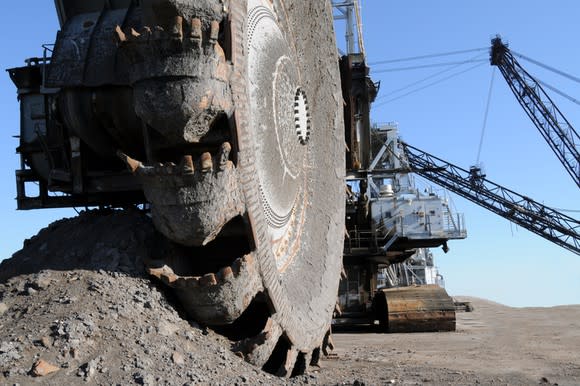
<box><xmin>1</xmin><ymin>212</ymin><xmax>579</xmax><ymax>385</ymax></box>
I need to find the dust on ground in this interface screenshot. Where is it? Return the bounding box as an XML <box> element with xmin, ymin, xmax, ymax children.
<box><xmin>1</xmin><ymin>211</ymin><xmax>579</xmax><ymax>385</ymax></box>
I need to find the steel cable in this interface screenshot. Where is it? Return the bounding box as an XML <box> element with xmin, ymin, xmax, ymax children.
<box><xmin>373</xmin><ymin>62</ymin><xmax>486</xmax><ymax>108</ymax></box>
<box><xmin>368</xmin><ymin>47</ymin><xmax>487</xmax><ymax>66</ymax></box>
<box><xmin>476</xmin><ymin>68</ymin><xmax>496</xmax><ymax>165</ymax></box>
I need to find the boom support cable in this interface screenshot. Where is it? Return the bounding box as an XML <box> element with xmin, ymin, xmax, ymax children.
<box><xmin>373</xmin><ymin>62</ymin><xmax>485</xmax><ymax>107</ymax></box>
<box><xmin>375</xmin><ymin>53</ymin><xmax>487</xmax><ymax>101</ymax></box>
<box><xmin>476</xmin><ymin>68</ymin><xmax>496</xmax><ymax>165</ymax></box>
<box><xmin>535</xmin><ymin>78</ymin><xmax>580</xmax><ymax>107</ymax></box>
<box><xmin>369</xmin><ymin>47</ymin><xmax>487</xmax><ymax>66</ymax></box>
<box><xmin>372</xmin><ymin>59</ymin><xmax>487</xmax><ymax>73</ymax></box>
<box><xmin>512</xmin><ymin>50</ymin><xmax>580</xmax><ymax>85</ymax></box>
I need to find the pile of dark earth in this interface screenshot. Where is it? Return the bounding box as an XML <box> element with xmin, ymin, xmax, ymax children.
<box><xmin>0</xmin><ymin>210</ymin><xmax>329</xmax><ymax>385</ymax></box>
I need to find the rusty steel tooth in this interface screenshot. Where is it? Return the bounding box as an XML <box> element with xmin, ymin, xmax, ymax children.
<box><xmin>171</xmin><ymin>16</ymin><xmax>184</xmax><ymax>41</ymax></box>
<box><xmin>201</xmin><ymin>152</ymin><xmax>213</xmax><ymax>173</ymax></box>
<box><xmin>190</xmin><ymin>18</ymin><xmax>202</xmax><ymax>49</ymax></box>
<box><xmin>129</xmin><ymin>28</ymin><xmax>141</xmax><ymax>40</ymax></box>
<box><xmin>219</xmin><ymin>142</ymin><xmax>232</xmax><ymax>170</ymax></box>
<box><xmin>114</xmin><ymin>25</ymin><xmax>127</xmax><ymax>43</ymax></box>
<box><xmin>218</xmin><ymin>266</ymin><xmax>234</xmax><ymax>281</ymax></box>
<box><xmin>116</xmin><ymin>151</ymin><xmax>142</xmax><ymax>173</ymax></box>
<box><xmin>236</xmin><ymin>319</ymin><xmax>284</xmax><ymax>368</ymax></box>
<box><xmin>277</xmin><ymin>349</ymin><xmax>299</xmax><ymax>377</ymax></box>
<box><xmin>243</xmin><ymin>254</ymin><xmax>254</xmax><ymax>265</ymax></box>
<box><xmin>209</xmin><ymin>20</ymin><xmax>220</xmax><ymax>45</ymax></box>
<box><xmin>180</xmin><ymin>155</ymin><xmax>194</xmax><ymax>175</ymax></box>
<box><xmin>148</xmin><ymin>266</ymin><xmax>179</xmax><ymax>285</ymax></box>
<box><xmin>231</xmin><ymin>258</ymin><xmax>242</xmax><ymax>276</ymax></box>
<box><xmin>199</xmin><ymin>273</ymin><xmax>218</xmax><ymax>287</ymax></box>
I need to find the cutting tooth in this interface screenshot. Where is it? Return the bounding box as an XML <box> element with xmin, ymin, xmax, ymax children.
<box><xmin>218</xmin><ymin>142</ymin><xmax>232</xmax><ymax>170</ymax></box>
<box><xmin>148</xmin><ymin>265</ymin><xmax>179</xmax><ymax>285</ymax></box>
<box><xmin>277</xmin><ymin>349</ymin><xmax>299</xmax><ymax>377</ymax></box>
<box><xmin>218</xmin><ymin>266</ymin><xmax>234</xmax><ymax>281</ymax></box>
<box><xmin>201</xmin><ymin>152</ymin><xmax>213</xmax><ymax>173</ymax></box>
<box><xmin>180</xmin><ymin>155</ymin><xmax>195</xmax><ymax>175</ymax></box>
<box><xmin>232</xmin><ymin>257</ymin><xmax>242</xmax><ymax>276</ymax></box>
<box><xmin>117</xmin><ymin>151</ymin><xmax>142</xmax><ymax>174</ymax></box>
<box><xmin>129</xmin><ymin>28</ymin><xmax>141</xmax><ymax>40</ymax></box>
<box><xmin>234</xmin><ymin>319</ymin><xmax>283</xmax><ymax>367</ymax></box>
<box><xmin>171</xmin><ymin>15</ymin><xmax>183</xmax><ymax>41</ymax></box>
<box><xmin>292</xmin><ymin>352</ymin><xmax>310</xmax><ymax>377</ymax></box>
<box><xmin>190</xmin><ymin>18</ymin><xmax>202</xmax><ymax>49</ymax></box>
<box><xmin>200</xmin><ymin>273</ymin><xmax>218</xmax><ymax>287</ymax></box>
<box><xmin>114</xmin><ymin>26</ymin><xmax>127</xmax><ymax>43</ymax></box>
<box><xmin>209</xmin><ymin>20</ymin><xmax>220</xmax><ymax>45</ymax></box>
<box><xmin>243</xmin><ymin>254</ymin><xmax>254</xmax><ymax>265</ymax></box>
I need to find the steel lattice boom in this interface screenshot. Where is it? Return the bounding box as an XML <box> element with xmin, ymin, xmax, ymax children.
<box><xmin>490</xmin><ymin>36</ymin><xmax>580</xmax><ymax>188</ymax></box>
<box><xmin>401</xmin><ymin>142</ymin><xmax>580</xmax><ymax>255</ymax></box>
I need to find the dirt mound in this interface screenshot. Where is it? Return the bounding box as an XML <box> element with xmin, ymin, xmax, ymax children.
<box><xmin>0</xmin><ymin>210</ymin><xmax>155</xmax><ymax>282</ymax></box>
<box><xmin>0</xmin><ymin>211</ymin><xmax>312</xmax><ymax>385</ymax></box>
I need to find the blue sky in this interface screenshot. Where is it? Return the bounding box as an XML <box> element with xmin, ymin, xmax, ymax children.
<box><xmin>355</xmin><ymin>1</ymin><xmax>580</xmax><ymax>307</ymax></box>
<box><xmin>1</xmin><ymin>1</ymin><xmax>578</xmax><ymax>307</ymax></box>
<box><xmin>0</xmin><ymin>4</ymin><xmax>75</xmax><ymax>261</ymax></box>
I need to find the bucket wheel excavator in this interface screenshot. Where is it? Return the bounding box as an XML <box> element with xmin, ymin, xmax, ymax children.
<box><xmin>7</xmin><ymin>0</ymin><xmax>344</xmax><ymax>376</ymax></box>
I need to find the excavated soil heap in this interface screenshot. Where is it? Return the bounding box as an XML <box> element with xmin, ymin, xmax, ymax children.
<box><xmin>0</xmin><ymin>210</ymin><xmax>314</xmax><ymax>385</ymax></box>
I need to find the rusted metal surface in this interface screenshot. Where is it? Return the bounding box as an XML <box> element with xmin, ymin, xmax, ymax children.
<box><xmin>374</xmin><ymin>285</ymin><xmax>456</xmax><ymax>333</ymax></box>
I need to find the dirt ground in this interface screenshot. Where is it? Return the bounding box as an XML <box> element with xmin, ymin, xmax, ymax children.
<box><xmin>314</xmin><ymin>298</ymin><xmax>580</xmax><ymax>385</ymax></box>
<box><xmin>1</xmin><ymin>212</ymin><xmax>579</xmax><ymax>385</ymax></box>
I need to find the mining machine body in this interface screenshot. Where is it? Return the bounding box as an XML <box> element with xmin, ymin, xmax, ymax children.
<box><xmin>336</xmin><ymin>52</ymin><xmax>465</xmax><ymax>332</ymax></box>
<box><xmin>7</xmin><ymin>0</ymin><xmax>346</xmax><ymax>376</ymax></box>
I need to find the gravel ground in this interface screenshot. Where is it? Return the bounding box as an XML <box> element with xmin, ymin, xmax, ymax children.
<box><xmin>313</xmin><ymin>298</ymin><xmax>580</xmax><ymax>386</ymax></box>
<box><xmin>0</xmin><ymin>211</ymin><xmax>293</xmax><ymax>385</ymax></box>
<box><xmin>1</xmin><ymin>211</ymin><xmax>579</xmax><ymax>385</ymax></box>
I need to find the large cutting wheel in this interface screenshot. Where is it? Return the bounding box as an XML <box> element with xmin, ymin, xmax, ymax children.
<box><xmin>231</xmin><ymin>0</ymin><xmax>345</xmax><ymax>371</ymax></box>
<box><xmin>129</xmin><ymin>0</ymin><xmax>345</xmax><ymax>376</ymax></box>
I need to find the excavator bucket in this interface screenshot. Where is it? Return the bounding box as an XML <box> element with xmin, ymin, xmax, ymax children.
<box><xmin>373</xmin><ymin>285</ymin><xmax>456</xmax><ymax>333</ymax></box>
